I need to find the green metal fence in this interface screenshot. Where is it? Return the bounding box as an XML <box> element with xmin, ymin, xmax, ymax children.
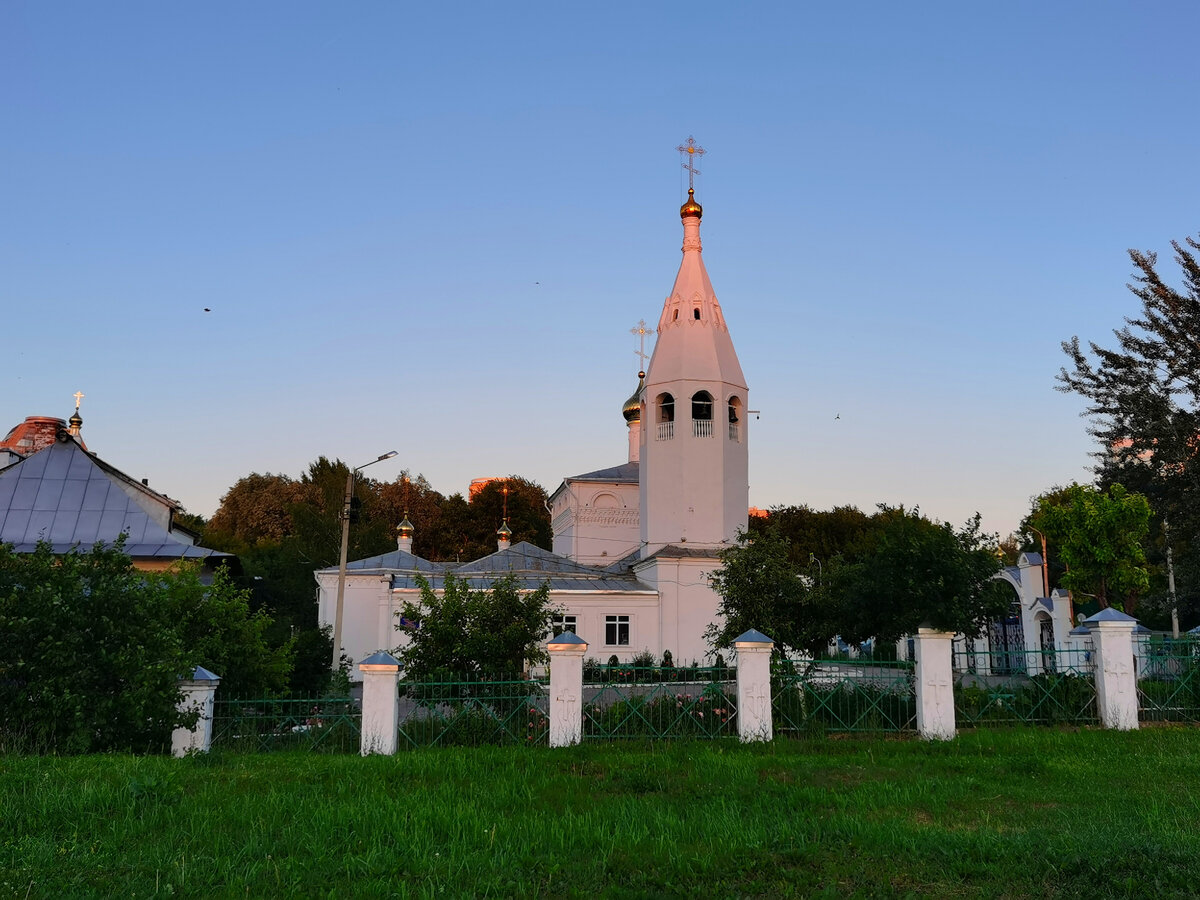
<box><xmin>953</xmin><ymin>646</ymin><xmax>1097</xmax><ymax>727</ymax></box>
<box><xmin>396</xmin><ymin>676</ymin><xmax>550</xmax><ymax>747</ymax></box>
<box><xmin>211</xmin><ymin>697</ymin><xmax>360</xmax><ymax>752</ymax></box>
<box><xmin>1137</xmin><ymin>636</ymin><xmax>1200</xmax><ymax>724</ymax></box>
<box><xmin>773</xmin><ymin>658</ymin><xmax>916</xmax><ymax>735</ymax></box>
<box><xmin>583</xmin><ymin>666</ymin><xmax>738</xmax><ymax>739</ymax></box>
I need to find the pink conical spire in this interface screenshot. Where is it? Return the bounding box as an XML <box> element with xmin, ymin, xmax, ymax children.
<box><xmin>644</xmin><ymin>192</ymin><xmax>746</xmax><ymax>388</ymax></box>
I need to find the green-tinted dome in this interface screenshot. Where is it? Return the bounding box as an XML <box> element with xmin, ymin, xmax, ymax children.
<box><xmin>622</xmin><ymin>372</ymin><xmax>645</xmax><ymax>423</ymax></box>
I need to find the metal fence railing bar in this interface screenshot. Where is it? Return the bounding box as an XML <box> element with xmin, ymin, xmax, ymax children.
<box><xmin>583</xmin><ymin>666</ymin><xmax>738</xmax><ymax>739</ymax></box>
<box><xmin>953</xmin><ymin>646</ymin><xmax>1097</xmax><ymax>727</ymax></box>
<box><xmin>211</xmin><ymin>697</ymin><xmax>361</xmax><ymax>753</ymax></box>
<box><xmin>396</xmin><ymin>675</ymin><xmax>549</xmax><ymax>748</ymax></box>
<box><xmin>1136</xmin><ymin>636</ymin><xmax>1200</xmax><ymax>724</ymax></box>
<box><xmin>773</xmin><ymin>659</ymin><xmax>916</xmax><ymax>735</ymax></box>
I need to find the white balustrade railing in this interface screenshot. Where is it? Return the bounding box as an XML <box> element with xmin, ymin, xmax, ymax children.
<box><xmin>693</xmin><ymin>419</ymin><xmax>714</xmax><ymax>438</ymax></box>
<box><xmin>729</xmin><ymin>422</ymin><xmax>739</xmax><ymax>442</ymax></box>
<box><xmin>657</xmin><ymin>421</ymin><xmax>674</xmax><ymax>441</ymax></box>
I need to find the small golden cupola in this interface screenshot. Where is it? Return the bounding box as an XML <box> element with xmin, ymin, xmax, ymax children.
<box><xmin>680</xmin><ymin>188</ymin><xmax>702</xmax><ymax>220</ymax></box>
<box><xmin>68</xmin><ymin>390</ymin><xmax>85</xmax><ymax>439</ymax></box>
<box><xmin>622</xmin><ymin>371</ymin><xmax>645</xmax><ymax>423</ymax></box>
<box><xmin>396</xmin><ymin>514</ymin><xmax>415</xmax><ymax>552</ymax></box>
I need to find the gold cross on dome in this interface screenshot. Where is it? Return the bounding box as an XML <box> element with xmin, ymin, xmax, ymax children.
<box><xmin>631</xmin><ymin>319</ymin><xmax>651</xmax><ymax>371</ymax></box>
<box><xmin>676</xmin><ymin>136</ymin><xmax>706</xmax><ymax>191</ymax></box>
<box><xmin>73</xmin><ymin>391</ymin><xmax>85</xmax><ymax>410</ymax></box>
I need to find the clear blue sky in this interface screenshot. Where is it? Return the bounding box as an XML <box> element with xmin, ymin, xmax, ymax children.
<box><xmin>4</xmin><ymin>2</ymin><xmax>1198</xmax><ymax>539</ymax></box>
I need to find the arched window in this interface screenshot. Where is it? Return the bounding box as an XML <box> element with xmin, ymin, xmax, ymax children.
<box><xmin>692</xmin><ymin>391</ymin><xmax>713</xmax><ymax>437</ymax></box>
<box><xmin>728</xmin><ymin>396</ymin><xmax>742</xmax><ymax>441</ymax></box>
<box><xmin>657</xmin><ymin>393</ymin><xmax>675</xmax><ymax>423</ymax></box>
<box><xmin>655</xmin><ymin>393</ymin><xmax>675</xmax><ymax>441</ymax></box>
<box><xmin>693</xmin><ymin>308</ymin><xmax>701</xmax><ymax>320</ymax></box>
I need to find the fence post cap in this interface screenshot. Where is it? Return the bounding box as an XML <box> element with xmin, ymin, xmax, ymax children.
<box><xmin>1084</xmin><ymin>609</ymin><xmax>1138</xmax><ymax>627</ymax></box>
<box><xmin>915</xmin><ymin>626</ymin><xmax>955</xmax><ymax>637</ymax></box>
<box><xmin>733</xmin><ymin>628</ymin><xmax>774</xmax><ymax>647</ymax></box>
<box><xmin>185</xmin><ymin>665</ymin><xmax>221</xmax><ymax>683</ymax></box>
<box><xmin>547</xmin><ymin>631</ymin><xmax>588</xmax><ymax>652</ymax></box>
<box><xmin>359</xmin><ymin>651</ymin><xmax>401</xmax><ymax>671</ymax></box>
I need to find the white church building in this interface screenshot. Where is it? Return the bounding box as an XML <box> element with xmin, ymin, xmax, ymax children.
<box><xmin>316</xmin><ymin>173</ymin><xmax>750</xmax><ymax>676</ymax></box>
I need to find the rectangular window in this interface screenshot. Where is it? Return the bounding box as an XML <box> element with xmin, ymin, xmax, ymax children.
<box><xmin>605</xmin><ymin>615</ymin><xmax>630</xmax><ymax>646</ymax></box>
<box><xmin>551</xmin><ymin>614</ymin><xmax>577</xmax><ymax>637</ymax></box>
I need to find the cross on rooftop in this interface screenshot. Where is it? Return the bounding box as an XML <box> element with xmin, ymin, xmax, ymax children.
<box><xmin>631</xmin><ymin>319</ymin><xmax>651</xmax><ymax>370</ymax></box>
<box><xmin>676</xmin><ymin>136</ymin><xmax>706</xmax><ymax>191</ymax></box>
<box><xmin>73</xmin><ymin>391</ymin><xmax>85</xmax><ymax>410</ymax></box>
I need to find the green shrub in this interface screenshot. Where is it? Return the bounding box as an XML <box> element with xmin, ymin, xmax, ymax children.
<box><xmin>0</xmin><ymin>540</ymin><xmax>289</xmax><ymax>754</ymax></box>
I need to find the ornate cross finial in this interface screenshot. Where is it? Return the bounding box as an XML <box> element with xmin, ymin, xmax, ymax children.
<box><xmin>73</xmin><ymin>391</ymin><xmax>85</xmax><ymax>410</ymax></box>
<box><xmin>631</xmin><ymin>319</ymin><xmax>651</xmax><ymax>371</ymax></box>
<box><xmin>676</xmin><ymin>136</ymin><xmax>706</xmax><ymax>191</ymax></box>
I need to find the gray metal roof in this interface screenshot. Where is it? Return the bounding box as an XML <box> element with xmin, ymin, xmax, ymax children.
<box><xmin>354</xmin><ymin>541</ymin><xmax>657</xmax><ymax>594</ymax></box>
<box><xmin>455</xmin><ymin>541</ymin><xmax>609</xmax><ymax>576</ymax></box>
<box><xmin>641</xmin><ymin>544</ymin><xmax>726</xmax><ymax>560</ymax></box>
<box><xmin>566</xmin><ymin>461</ymin><xmax>639</xmax><ymax>484</ymax></box>
<box><xmin>316</xmin><ymin>548</ymin><xmax>441</xmax><ymax>575</ymax></box>
<box><xmin>0</xmin><ymin>438</ymin><xmax>230</xmax><ymax>560</ymax></box>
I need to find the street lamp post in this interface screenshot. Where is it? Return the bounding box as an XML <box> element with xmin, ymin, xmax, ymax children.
<box><xmin>331</xmin><ymin>451</ymin><xmax>398</xmax><ymax>673</ymax></box>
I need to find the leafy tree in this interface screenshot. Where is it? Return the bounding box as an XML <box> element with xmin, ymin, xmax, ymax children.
<box><xmin>457</xmin><ymin>477</ymin><xmax>552</xmax><ymax>561</ymax></box>
<box><xmin>757</xmin><ymin>504</ymin><xmax>876</xmax><ymax>572</ymax></box>
<box><xmin>1058</xmin><ymin>236</ymin><xmax>1200</xmax><ymax>620</ymax></box>
<box><xmin>206</xmin><ymin>472</ymin><xmax>309</xmax><ymax>550</ymax></box>
<box><xmin>707</xmin><ymin>524</ymin><xmax>836</xmax><ymax>658</ymax></box>
<box><xmin>397</xmin><ymin>573</ymin><xmax>557</xmax><ymax>679</ymax></box>
<box><xmin>375</xmin><ymin>471</ymin><xmax>449</xmax><ymax>560</ymax></box>
<box><xmin>1026</xmin><ymin>483</ymin><xmax>1151</xmax><ymax>613</ymax></box>
<box><xmin>0</xmin><ymin>540</ymin><xmax>291</xmax><ymax>753</ymax></box>
<box><xmin>832</xmin><ymin>508</ymin><xmax>1009</xmax><ymax>644</ymax></box>
<box><xmin>163</xmin><ymin>563</ymin><xmax>292</xmax><ymax>697</ymax></box>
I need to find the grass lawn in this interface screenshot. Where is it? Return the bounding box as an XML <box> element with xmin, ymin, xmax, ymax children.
<box><xmin>2</xmin><ymin>727</ymin><xmax>1199</xmax><ymax>898</ymax></box>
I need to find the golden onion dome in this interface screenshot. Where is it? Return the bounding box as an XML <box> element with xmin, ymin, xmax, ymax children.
<box><xmin>622</xmin><ymin>372</ymin><xmax>645</xmax><ymax>423</ymax></box>
<box><xmin>497</xmin><ymin>521</ymin><xmax>513</xmax><ymax>538</ymax></box>
<box><xmin>680</xmin><ymin>187</ymin><xmax>702</xmax><ymax>219</ymax></box>
<box><xmin>396</xmin><ymin>516</ymin><xmax>414</xmax><ymax>537</ymax></box>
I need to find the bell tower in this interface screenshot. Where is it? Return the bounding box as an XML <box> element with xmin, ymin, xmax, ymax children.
<box><xmin>639</xmin><ymin>139</ymin><xmax>748</xmax><ymax>551</ymax></box>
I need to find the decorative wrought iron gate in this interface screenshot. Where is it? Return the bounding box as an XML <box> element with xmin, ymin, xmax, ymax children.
<box><xmin>989</xmin><ymin>605</ymin><xmax>1026</xmax><ymax>675</ymax></box>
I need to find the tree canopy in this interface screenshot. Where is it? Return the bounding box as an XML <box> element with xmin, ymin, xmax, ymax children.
<box><xmin>1026</xmin><ymin>483</ymin><xmax>1151</xmax><ymax>613</ymax></box>
<box><xmin>832</xmin><ymin>508</ymin><xmax>1009</xmax><ymax>644</ymax></box>
<box><xmin>1057</xmin><ymin>235</ymin><xmax>1200</xmax><ymax>627</ymax></box>
<box><xmin>707</xmin><ymin>523</ymin><xmax>834</xmax><ymax>658</ymax></box>
<box><xmin>0</xmin><ymin>540</ymin><xmax>290</xmax><ymax>753</ymax></box>
<box><xmin>396</xmin><ymin>573</ymin><xmax>557</xmax><ymax>679</ymax></box>
<box><xmin>709</xmin><ymin>507</ymin><xmax>1009</xmax><ymax>657</ymax></box>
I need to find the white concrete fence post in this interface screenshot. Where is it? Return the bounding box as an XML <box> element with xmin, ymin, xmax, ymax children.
<box><xmin>914</xmin><ymin>628</ymin><xmax>956</xmax><ymax>741</ymax></box>
<box><xmin>1085</xmin><ymin>609</ymin><xmax>1140</xmax><ymax>730</ymax></box>
<box><xmin>547</xmin><ymin>632</ymin><xmax>587</xmax><ymax>747</ymax></box>
<box><xmin>359</xmin><ymin>651</ymin><xmax>401</xmax><ymax>755</ymax></box>
<box><xmin>734</xmin><ymin>629</ymin><xmax>774</xmax><ymax>742</ymax></box>
<box><xmin>172</xmin><ymin>666</ymin><xmax>221</xmax><ymax>757</ymax></box>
